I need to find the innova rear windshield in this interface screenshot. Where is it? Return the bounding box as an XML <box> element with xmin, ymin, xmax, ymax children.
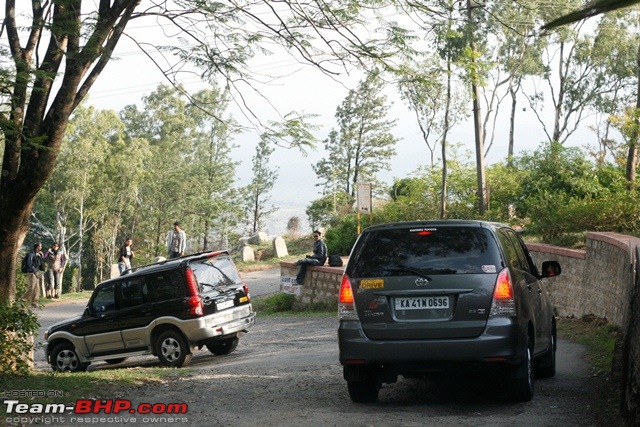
<box><xmin>347</xmin><ymin>226</ymin><xmax>503</xmax><ymax>278</ymax></box>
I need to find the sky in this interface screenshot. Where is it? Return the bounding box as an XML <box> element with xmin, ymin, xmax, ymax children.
<box><xmin>79</xmin><ymin>9</ymin><xmax>596</xmax><ymax>236</ymax></box>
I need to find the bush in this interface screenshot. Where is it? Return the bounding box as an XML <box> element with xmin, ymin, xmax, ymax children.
<box><xmin>253</xmin><ymin>293</ymin><xmax>296</xmax><ymax>314</ymax></box>
<box><xmin>325</xmin><ymin>215</ymin><xmax>363</xmax><ymax>255</ymax></box>
<box><xmin>0</xmin><ymin>303</ymin><xmax>40</xmax><ymax>375</ymax></box>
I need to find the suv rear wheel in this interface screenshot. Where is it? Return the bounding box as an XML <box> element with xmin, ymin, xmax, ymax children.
<box><xmin>507</xmin><ymin>336</ymin><xmax>534</xmax><ymax>402</ymax></box>
<box><xmin>156</xmin><ymin>330</ymin><xmax>192</xmax><ymax>368</ymax></box>
<box><xmin>346</xmin><ymin>368</ymin><xmax>380</xmax><ymax>403</ymax></box>
<box><xmin>535</xmin><ymin>327</ymin><xmax>556</xmax><ymax>378</ymax></box>
<box><xmin>206</xmin><ymin>336</ymin><xmax>239</xmax><ymax>356</ymax></box>
<box><xmin>51</xmin><ymin>342</ymin><xmax>89</xmax><ymax>372</ymax></box>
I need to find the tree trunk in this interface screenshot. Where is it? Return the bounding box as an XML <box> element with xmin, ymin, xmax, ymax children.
<box><xmin>0</xmin><ymin>197</ymin><xmax>34</xmax><ymax>303</ymax></box>
<box><xmin>626</xmin><ymin>41</ymin><xmax>640</xmax><ymax>183</ymax></box>
<box><xmin>509</xmin><ymin>83</ymin><xmax>517</xmax><ymax>159</ymax></box>
<box><xmin>440</xmin><ymin>56</ymin><xmax>453</xmax><ymax>219</ymax></box>
<box><xmin>467</xmin><ymin>0</ymin><xmax>487</xmax><ymax>215</ymax></box>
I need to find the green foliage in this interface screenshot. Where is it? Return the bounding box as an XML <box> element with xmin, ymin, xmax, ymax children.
<box><xmin>0</xmin><ymin>303</ymin><xmax>40</xmax><ymax>375</ymax></box>
<box><xmin>324</xmin><ymin>214</ymin><xmax>367</xmax><ymax>255</ymax></box>
<box><xmin>252</xmin><ymin>293</ymin><xmax>296</xmax><ymax>314</ymax></box>
<box><xmin>306</xmin><ymin>192</ymin><xmax>353</xmax><ymax>230</ymax></box>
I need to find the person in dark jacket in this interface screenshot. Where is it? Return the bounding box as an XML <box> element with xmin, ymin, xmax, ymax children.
<box><xmin>118</xmin><ymin>237</ymin><xmax>134</xmax><ymax>275</ymax></box>
<box><xmin>21</xmin><ymin>242</ymin><xmax>44</xmax><ymax>308</ymax></box>
<box><xmin>294</xmin><ymin>230</ymin><xmax>328</xmax><ymax>285</ymax></box>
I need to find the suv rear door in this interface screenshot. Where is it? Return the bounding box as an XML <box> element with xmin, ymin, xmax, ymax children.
<box><xmin>189</xmin><ymin>254</ymin><xmax>250</xmax><ymax>315</ymax></box>
<box><xmin>497</xmin><ymin>228</ymin><xmax>552</xmax><ymax>353</ymax></box>
<box><xmin>116</xmin><ymin>277</ymin><xmax>154</xmax><ymax>349</ymax></box>
<box><xmin>346</xmin><ymin>223</ymin><xmax>503</xmax><ymax>340</ymax></box>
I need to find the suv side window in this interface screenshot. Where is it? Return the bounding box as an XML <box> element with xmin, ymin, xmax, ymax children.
<box><xmin>119</xmin><ymin>278</ymin><xmax>149</xmax><ymax>309</ymax></box>
<box><xmin>147</xmin><ymin>271</ymin><xmax>183</xmax><ymax>302</ymax></box>
<box><xmin>498</xmin><ymin>229</ymin><xmax>531</xmax><ymax>274</ymax></box>
<box><xmin>91</xmin><ymin>283</ymin><xmax>115</xmax><ymax>313</ymax></box>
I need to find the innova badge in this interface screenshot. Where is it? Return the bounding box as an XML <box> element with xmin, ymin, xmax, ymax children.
<box><xmin>415</xmin><ymin>278</ymin><xmax>430</xmax><ymax>287</ymax></box>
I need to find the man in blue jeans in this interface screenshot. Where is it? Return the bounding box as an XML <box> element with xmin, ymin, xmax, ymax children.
<box><xmin>294</xmin><ymin>230</ymin><xmax>327</xmax><ymax>285</ymax></box>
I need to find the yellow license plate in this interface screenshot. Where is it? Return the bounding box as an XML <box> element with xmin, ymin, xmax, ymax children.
<box><xmin>360</xmin><ymin>279</ymin><xmax>384</xmax><ymax>289</ymax></box>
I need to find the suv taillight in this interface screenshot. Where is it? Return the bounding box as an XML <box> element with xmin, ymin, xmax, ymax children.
<box><xmin>490</xmin><ymin>268</ymin><xmax>516</xmax><ymax>316</ymax></box>
<box><xmin>185</xmin><ymin>268</ymin><xmax>203</xmax><ymax>316</ymax></box>
<box><xmin>338</xmin><ymin>275</ymin><xmax>359</xmax><ymax>320</ymax></box>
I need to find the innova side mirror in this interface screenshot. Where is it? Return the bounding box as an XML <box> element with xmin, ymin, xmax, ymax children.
<box><xmin>541</xmin><ymin>260</ymin><xmax>561</xmax><ymax>278</ymax></box>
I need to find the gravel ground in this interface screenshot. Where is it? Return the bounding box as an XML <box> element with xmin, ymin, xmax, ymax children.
<box><xmin>27</xmin><ymin>269</ymin><xmax>625</xmax><ymax>427</ymax></box>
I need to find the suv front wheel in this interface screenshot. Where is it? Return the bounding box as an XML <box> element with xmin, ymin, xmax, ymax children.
<box><xmin>156</xmin><ymin>330</ymin><xmax>192</xmax><ymax>368</ymax></box>
<box><xmin>51</xmin><ymin>342</ymin><xmax>90</xmax><ymax>372</ymax></box>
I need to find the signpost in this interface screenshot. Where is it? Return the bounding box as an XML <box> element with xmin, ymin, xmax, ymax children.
<box><xmin>357</xmin><ymin>183</ymin><xmax>372</xmax><ymax>234</ymax></box>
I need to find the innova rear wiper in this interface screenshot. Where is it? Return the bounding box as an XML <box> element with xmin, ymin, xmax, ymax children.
<box><xmin>381</xmin><ymin>268</ymin><xmax>433</xmax><ymax>280</ymax></box>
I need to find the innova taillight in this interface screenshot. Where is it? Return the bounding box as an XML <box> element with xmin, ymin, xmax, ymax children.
<box><xmin>490</xmin><ymin>268</ymin><xmax>516</xmax><ymax>316</ymax></box>
<box><xmin>185</xmin><ymin>268</ymin><xmax>203</xmax><ymax>316</ymax></box>
<box><xmin>338</xmin><ymin>275</ymin><xmax>359</xmax><ymax>320</ymax></box>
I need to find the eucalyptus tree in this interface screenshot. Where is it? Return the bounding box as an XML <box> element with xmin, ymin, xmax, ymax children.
<box><xmin>120</xmin><ymin>85</ymin><xmax>198</xmax><ymax>257</ymax></box>
<box><xmin>0</xmin><ymin>0</ymin><xmax>404</xmax><ymax>302</ymax></box>
<box><xmin>245</xmin><ymin>136</ymin><xmax>279</xmax><ymax>234</ymax></box>
<box><xmin>528</xmin><ymin>3</ymin><xmax>639</xmax><ymax>145</ymax></box>
<box><xmin>187</xmin><ymin>88</ymin><xmax>243</xmax><ymax>251</ymax></box>
<box><xmin>40</xmin><ymin>105</ymin><xmax>149</xmax><ymax>287</ymax></box>
<box><xmin>313</xmin><ymin>70</ymin><xmax>398</xmax><ymax>200</ymax></box>
<box><xmin>591</xmin><ymin>11</ymin><xmax>640</xmax><ymax>182</ymax></box>
<box><xmin>485</xmin><ymin>0</ymin><xmax>546</xmax><ymax>158</ymax></box>
<box><xmin>397</xmin><ymin>52</ymin><xmax>467</xmax><ymax>218</ymax></box>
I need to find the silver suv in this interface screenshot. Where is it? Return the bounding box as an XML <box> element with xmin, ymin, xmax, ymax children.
<box><xmin>338</xmin><ymin>221</ymin><xmax>561</xmax><ymax>403</ymax></box>
<box><xmin>45</xmin><ymin>251</ymin><xmax>256</xmax><ymax>372</ymax></box>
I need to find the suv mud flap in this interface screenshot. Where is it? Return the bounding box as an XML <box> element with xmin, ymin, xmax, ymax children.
<box><xmin>343</xmin><ymin>365</ymin><xmax>397</xmax><ymax>384</ymax></box>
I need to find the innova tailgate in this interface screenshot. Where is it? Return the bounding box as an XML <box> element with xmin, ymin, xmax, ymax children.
<box><xmin>356</xmin><ymin>274</ymin><xmax>497</xmax><ymax>340</ymax></box>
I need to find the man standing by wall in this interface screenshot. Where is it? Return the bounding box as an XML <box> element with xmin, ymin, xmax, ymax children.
<box><xmin>167</xmin><ymin>222</ymin><xmax>187</xmax><ymax>259</ymax></box>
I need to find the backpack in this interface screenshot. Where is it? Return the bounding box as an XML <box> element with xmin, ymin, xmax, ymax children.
<box><xmin>328</xmin><ymin>254</ymin><xmax>343</xmax><ymax>267</ymax></box>
<box><xmin>20</xmin><ymin>253</ymin><xmax>29</xmax><ymax>273</ymax></box>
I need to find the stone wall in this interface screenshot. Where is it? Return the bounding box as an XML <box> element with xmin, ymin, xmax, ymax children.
<box><xmin>622</xmin><ymin>247</ymin><xmax>640</xmax><ymax>423</ymax></box>
<box><xmin>527</xmin><ymin>232</ymin><xmax>639</xmax><ymax>328</ymax></box>
<box><xmin>280</xmin><ymin>261</ymin><xmax>345</xmax><ymax>310</ymax></box>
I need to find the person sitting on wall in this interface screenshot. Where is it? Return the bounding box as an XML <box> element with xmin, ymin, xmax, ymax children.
<box><xmin>294</xmin><ymin>230</ymin><xmax>327</xmax><ymax>285</ymax></box>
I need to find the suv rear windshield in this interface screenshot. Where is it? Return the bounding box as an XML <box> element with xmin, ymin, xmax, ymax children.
<box><xmin>347</xmin><ymin>226</ymin><xmax>502</xmax><ymax>277</ymax></box>
<box><xmin>190</xmin><ymin>255</ymin><xmax>242</xmax><ymax>290</ymax></box>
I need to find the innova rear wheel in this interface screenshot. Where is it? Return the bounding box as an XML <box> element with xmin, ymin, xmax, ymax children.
<box><xmin>535</xmin><ymin>327</ymin><xmax>556</xmax><ymax>378</ymax></box>
<box><xmin>206</xmin><ymin>336</ymin><xmax>239</xmax><ymax>356</ymax></box>
<box><xmin>156</xmin><ymin>330</ymin><xmax>192</xmax><ymax>368</ymax></box>
<box><xmin>347</xmin><ymin>371</ymin><xmax>380</xmax><ymax>403</ymax></box>
<box><xmin>507</xmin><ymin>336</ymin><xmax>534</xmax><ymax>402</ymax></box>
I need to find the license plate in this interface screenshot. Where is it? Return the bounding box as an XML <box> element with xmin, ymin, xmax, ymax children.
<box><xmin>395</xmin><ymin>296</ymin><xmax>450</xmax><ymax>310</ymax></box>
<box><xmin>216</xmin><ymin>300</ymin><xmax>235</xmax><ymax>311</ymax></box>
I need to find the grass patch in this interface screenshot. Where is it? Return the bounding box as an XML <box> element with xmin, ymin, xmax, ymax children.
<box><xmin>0</xmin><ymin>367</ymin><xmax>179</xmax><ymax>417</ymax></box>
<box><xmin>252</xmin><ymin>293</ymin><xmax>335</xmax><ymax>316</ymax></box>
<box><xmin>557</xmin><ymin>315</ymin><xmax>623</xmax><ymax>425</ymax></box>
<box><xmin>557</xmin><ymin>315</ymin><xmax>620</xmax><ymax>374</ymax></box>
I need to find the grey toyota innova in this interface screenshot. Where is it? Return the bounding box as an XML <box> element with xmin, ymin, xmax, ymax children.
<box><xmin>338</xmin><ymin>220</ymin><xmax>561</xmax><ymax>403</ymax></box>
